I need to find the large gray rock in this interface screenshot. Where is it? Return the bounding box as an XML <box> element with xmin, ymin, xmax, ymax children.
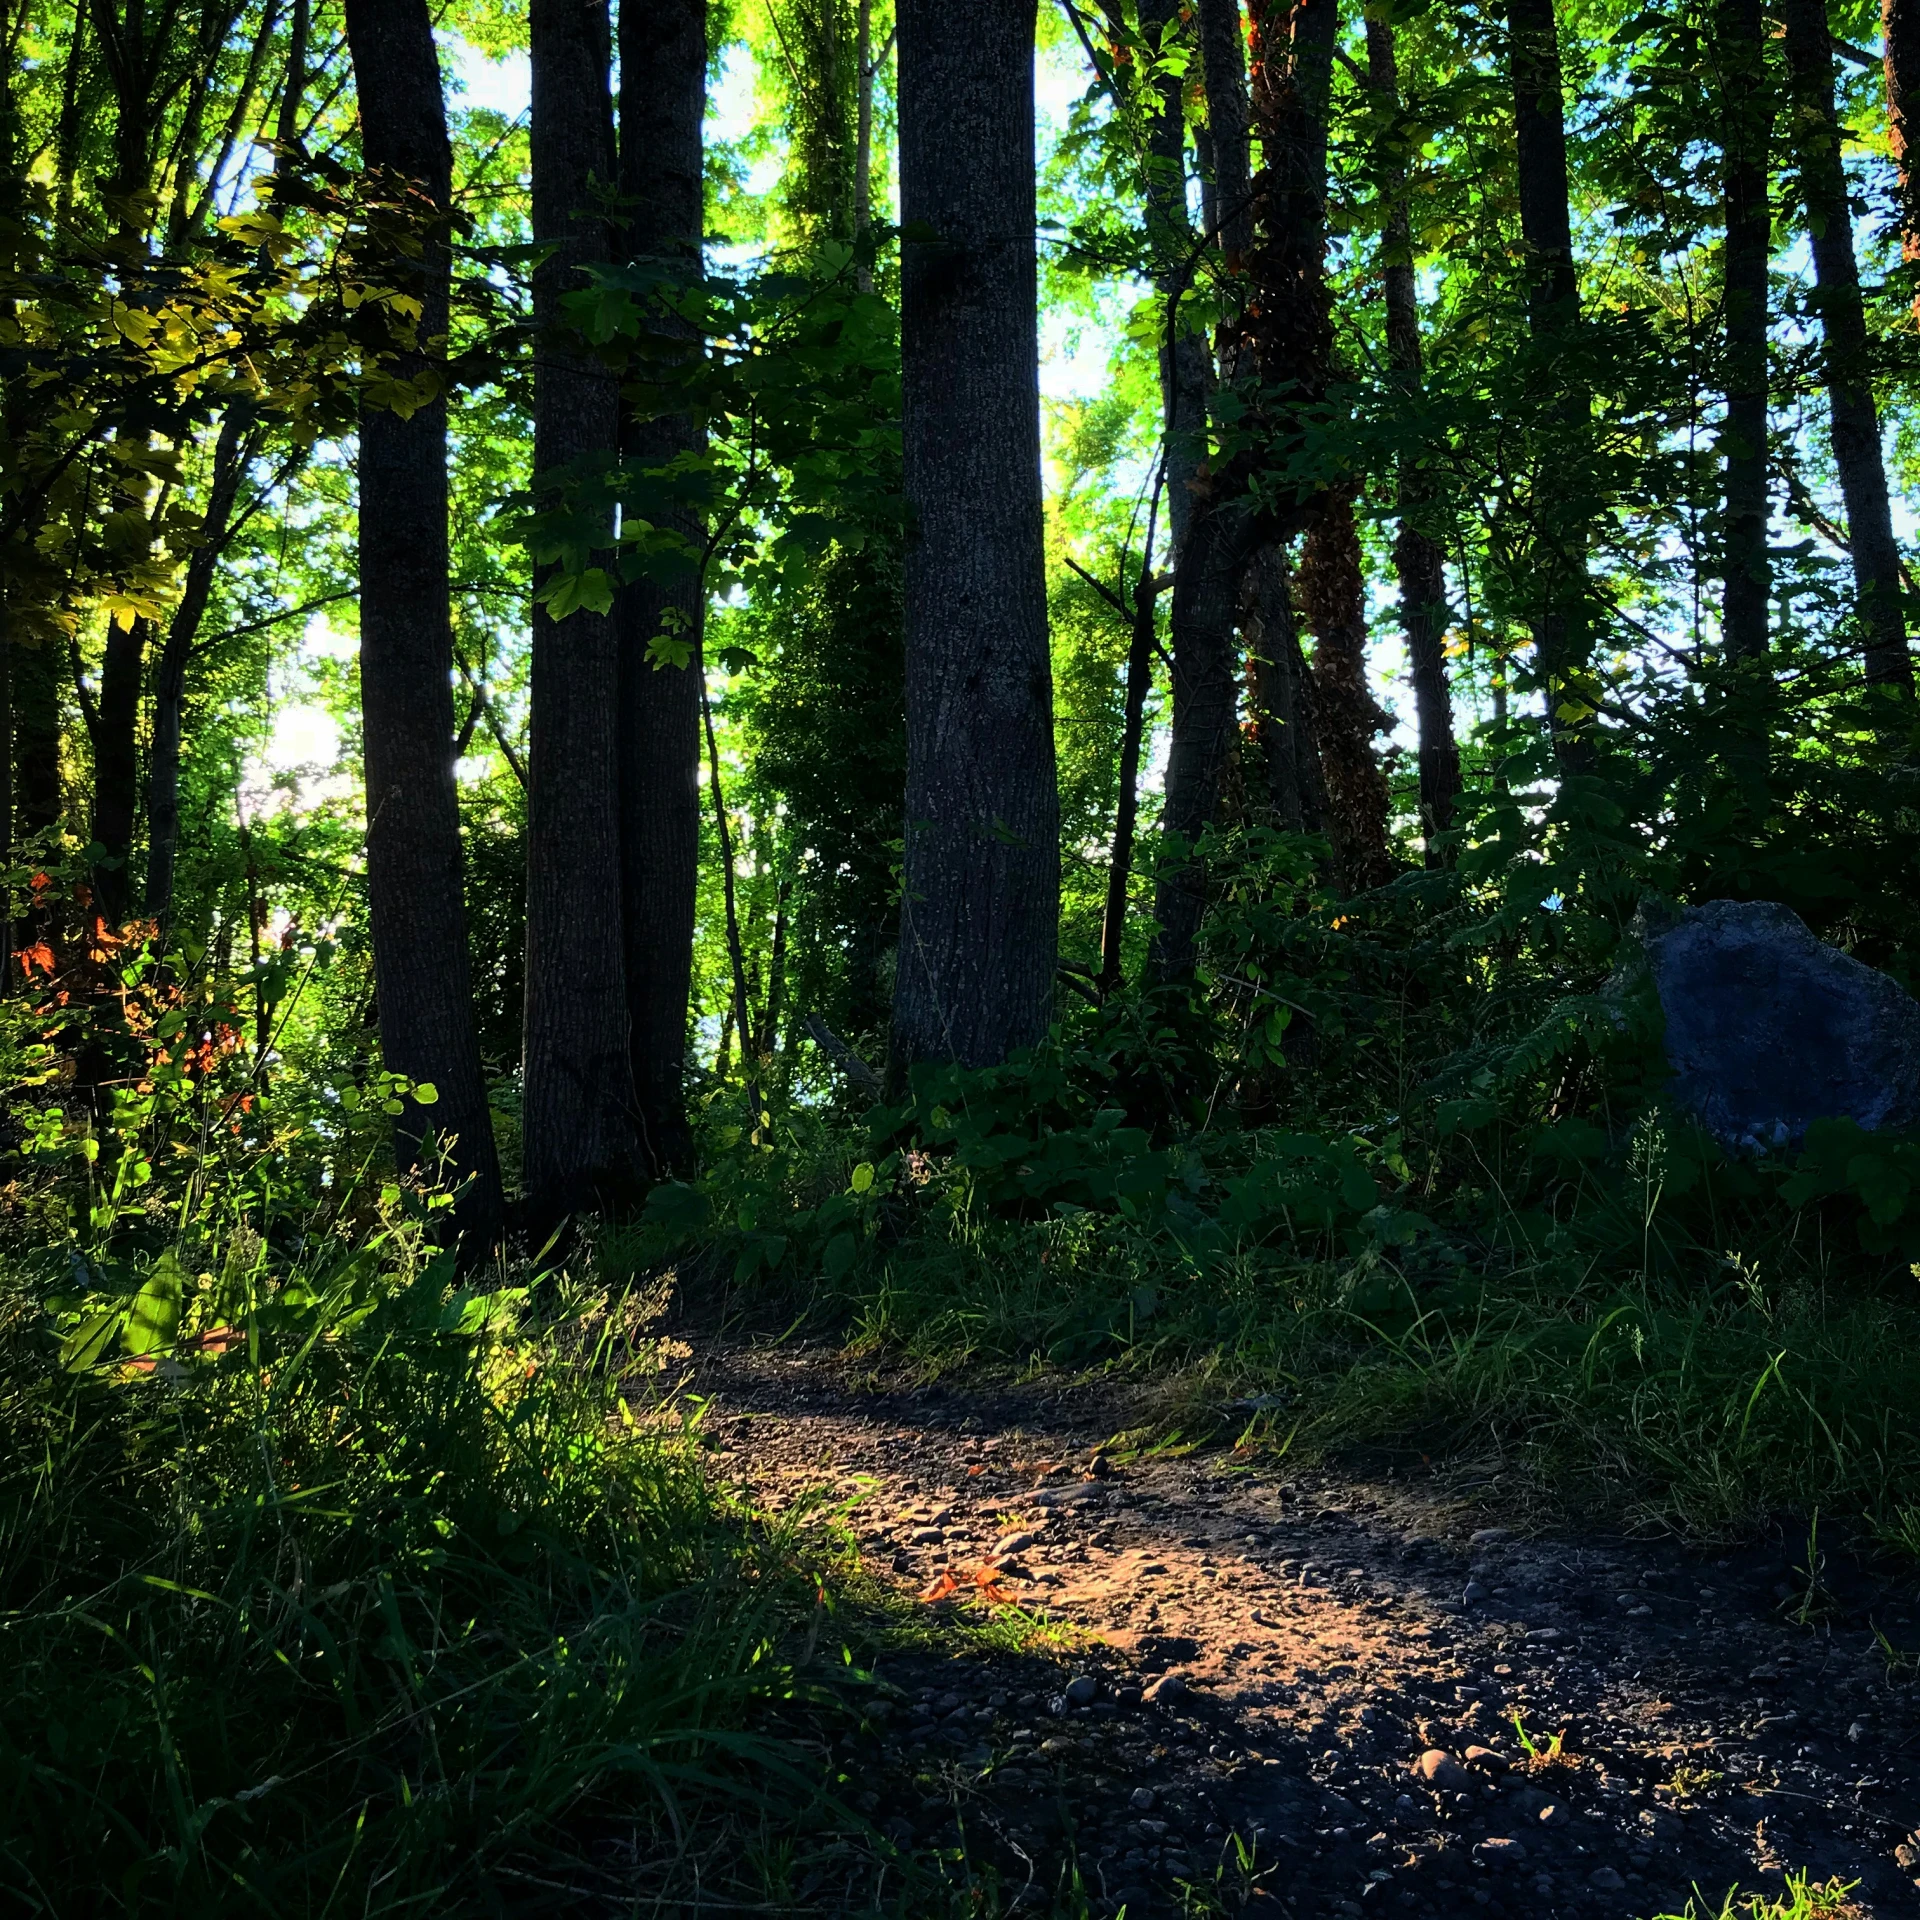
<box><xmin>1643</xmin><ymin>899</ymin><xmax>1920</xmax><ymax>1152</ymax></box>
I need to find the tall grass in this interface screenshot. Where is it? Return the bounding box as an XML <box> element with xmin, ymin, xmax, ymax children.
<box><xmin>823</xmin><ymin>1193</ymin><xmax>1920</xmax><ymax>1543</ymax></box>
<box><xmin>0</xmin><ymin>1229</ymin><xmax>830</xmax><ymax>1914</ymax></box>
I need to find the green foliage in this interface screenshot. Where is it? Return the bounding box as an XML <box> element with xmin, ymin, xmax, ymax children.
<box><xmin>0</xmin><ymin>1224</ymin><xmax>836</xmax><ymax>1914</ymax></box>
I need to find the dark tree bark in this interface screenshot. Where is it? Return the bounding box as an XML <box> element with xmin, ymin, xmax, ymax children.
<box><xmin>1718</xmin><ymin>0</ymin><xmax>1773</xmax><ymax>663</ymax></box>
<box><xmin>1505</xmin><ymin>0</ymin><xmax>1598</xmax><ymax>743</ymax></box>
<box><xmin>1243</xmin><ymin>541</ymin><xmax>1326</xmax><ymax>834</ymax></box>
<box><xmin>1781</xmin><ymin>0</ymin><xmax>1912</xmax><ymax>691</ymax></box>
<box><xmin>1151</xmin><ymin>0</ymin><xmax>1338</xmax><ymax>983</ymax></box>
<box><xmin>1141</xmin><ymin>0</ymin><xmax>1210</xmax><ymax>564</ymax></box>
<box><xmin>1367</xmin><ymin>11</ymin><xmax>1459</xmax><ymax>857</ymax></box>
<box><xmin>891</xmin><ymin>0</ymin><xmax>1058</xmax><ymax>1072</ymax></box>
<box><xmin>1508</xmin><ymin>0</ymin><xmax>1577</xmax><ymax>323</ymax></box>
<box><xmin>523</xmin><ymin>0</ymin><xmax>636</xmax><ymax>1225</ymax></box>
<box><xmin>1885</xmin><ymin>0</ymin><xmax>1920</xmax><ymax>311</ymax></box>
<box><xmin>86</xmin><ymin>614</ymin><xmax>143</xmax><ymax>925</ymax></box>
<box><xmin>15</xmin><ymin>635</ymin><xmax>61</xmax><ymax>846</ymax></box>
<box><xmin>614</xmin><ymin>0</ymin><xmax>703</xmax><ymax>1180</ymax></box>
<box><xmin>1099</xmin><ymin>496</ymin><xmax>1165</xmax><ymax>996</ymax></box>
<box><xmin>1196</xmin><ymin>0</ymin><xmax>1254</xmax><ymax>263</ymax></box>
<box><xmin>1300</xmin><ymin>490</ymin><xmax>1394</xmax><ymax>892</ymax></box>
<box><xmin>145</xmin><ymin>406</ymin><xmax>251</xmax><ymax>929</ymax></box>
<box><xmin>343</xmin><ymin>0</ymin><xmax>504</xmax><ymax>1245</ymax></box>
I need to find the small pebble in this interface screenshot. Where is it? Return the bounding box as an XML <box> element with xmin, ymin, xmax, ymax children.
<box><xmin>1129</xmin><ymin>1786</ymin><xmax>1155</xmax><ymax>1811</ymax></box>
<box><xmin>1145</xmin><ymin>1673</ymin><xmax>1190</xmax><ymax>1704</ymax></box>
<box><xmin>1415</xmin><ymin>1749</ymin><xmax>1472</xmax><ymax>1793</ymax></box>
<box><xmin>1590</xmin><ymin>1867</ymin><xmax>1626</xmax><ymax>1891</ymax></box>
<box><xmin>1064</xmin><ymin>1674</ymin><xmax>1098</xmax><ymax>1707</ymax></box>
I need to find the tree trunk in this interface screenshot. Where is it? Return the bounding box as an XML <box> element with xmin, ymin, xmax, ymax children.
<box><xmin>145</xmin><ymin>407</ymin><xmax>252</xmax><ymax>930</ymax></box>
<box><xmin>87</xmin><ymin>615</ymin><xmax>144</xmax><ymax>926</ymax></box>
<box><xmin>1782</xmin><ymin>0</ymin><xmax>1912</xmax><ymax>691</ymax></box>
<box><xmin>1300</xmin><ymin>490</ymin><xmax>1394</xmax><ymax>892</ymax></box>
<box><xmin>1151</xmin><ymin>0</ymin><xmax>1337</xmax><ymax>984</ymax></box>
<box><xmin>1141</xmin><ymin>0</ymin><xmax>1209</xmax><ymax>563</ymax></box>
<box><xmin>1367</xmin><ymin>10</ymin><xmax>1459</xmax><ymax>857</ymax></box>
<box><xmin>891</xmin><ymin>0</ymin><xmax>1058</xmax><ymax>1072</ymax></box>
<box><xmin>1243</xmin><ymin>541</ymin><xmax>1326</xmax><ymax>834</ymax></box>
<box><xmin>1508</xmin><ymin>0</ymin><xmax>1577</xmax><ymax>322</ymax></box>
<box><xmin>1884</xmin><ymin>0</ymin><xmax>1920</xmax><ymax>314</ymax></box>
<box><xmin>523</xmin><ymin>0</ymin><xmax>637</xmax><ymax>1226</ymax></box>
<box><xmin>1718</xmin><ymin>0</ymin><xmax>1772</xmax><ymax>664</ymax></box>
<box><xmin>343</xmin><ymin>0</ymin><xmax>505</xmax><ymax>1247</ymax></box>
<box><xmin>614</xmin><ymin>0</ymin><xmax>703</xmax><ymax>1180</ymax></box>
<box><xmin>1506</xmin><ymin>0</ymin><xmax>1598</xmax><ymax>740</ymax></box>
<box><xmin>1196</xmin><ymin>0</ymin><xmax>1253</xmax><ymax>262</ymax></box>
<box><xmin>16</xmin><ymin>636</ymin><xmax>61</xmax><ymax>845</ymax></box>
<box><xmin>1100</xmin><ymin>518</ymin><xmax>1164</xmax><ymax>996</ymax></box>
<box><xmin>0</xmin><ymin>629</ymin><xmax>10</xmax><ymax>989</ymax></box>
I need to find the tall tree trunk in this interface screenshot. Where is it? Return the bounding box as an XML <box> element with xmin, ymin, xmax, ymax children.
<box><xmin>523</xmin><ymin>0</ymin><xmax>636</xmax><ymax>1227</ymax></box>
<box><xmin>1243</xmin><ymin>541</ymin><xmax>1326</xmax><ymax>833</ymax></box>
<box><xmin>1196</xmin><ymin>0</ymin><xmax>1253</xmax><ymax>262</ymax></box>
<box><xmin>145</xmin><ymin>407</ymin><xmax>252</xmax><ymax>930</ymax></box>
<box><xmin>614</xmin><ymin>0</ymin><xmax>703</xmax><ymax>1180</ymax></box>
<box><xmin>1782</xmin><ymin>0</ymin><xmax>1912</xmax><ymax>691</ymax></box>
<box><xmin>1100</xmin><ymin>498</ymin><xmax>1165</xmax><ymax>996</ymax></box>
<box><xmin>1718</xmin><ymin>0</ymin><xmax>1773</xmax><ymax>663</ymax></box>
<box><xmin>1885</xmin><ymin>0</ymin><xmax>1920</xmax><ymax>313</ymax></box>
<box><xmin>1507</xmin><ymin>0</ymin><xmax>1595</xmax><ymax>739</ymax></box>
<box><xmin>14</xmin><ymin>635</ymin><xmax>60</xmax><ymax>963</ymax></box>
<box><xmin>343</xmin><ymin>0</ymin><xmax>505</xmax><ymax>1246</ymax></box>
<box><xmin>87</xmin><ymin>615</ymin><xmax>143</xmax><ymax>925</ymax></box>
<box><xmin>0</xmin><ymin>630</ymin><xmax>11</xmax><ymax>989</ymax></box>
<box><xmin>1300</xmin><ymin>490</ymin><xmax>1394</xmax><ymax>891</ymax></box>
<box><xmin>1367</xmin><ymin>10</ymin><xmax>1459</xmax><ymax>858</ymax></box>
<box><xmin>1141</xmin><ymin>0</ymin><xmax>1210</xmax><ymax>563</ymax></box>
<box><xmin>277</xmin><ymin>0</ymin><xmax>310</xmax><ymax>156</ymax></box>
<box><xmin>1508</xmin><ymin>0</ymin><xmax>1577</xmax><ymax>322</ymax></box>
<box><xmin>16</xmin><ymin>636</ymin><xmax>61</xmax><ymax>845</ymax></box>
<box><xmin>891</xmin><ymin>0</ymin><xmax>1058</xmax><ymax>1072</ymax></box>
<box><xmin>1152</xmin><ymin>0</ymin><xmax>1338</xmax><ymax>983</ymax></box>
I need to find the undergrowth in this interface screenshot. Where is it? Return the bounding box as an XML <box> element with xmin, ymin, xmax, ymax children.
<box><xmin>1649</xmin><ymin>1872</ymin><xmax>1863</xmax><ymax>1919</ymax></box>
<box><xmin>0</xmin><ymin>1223</ymin><xmax>849</xmax><ymax>1914</ymax></box>
<box><xmin>643</xmin><ymin>722</ymin><xmax>1920</xmax><ymax>1551</ymax></box>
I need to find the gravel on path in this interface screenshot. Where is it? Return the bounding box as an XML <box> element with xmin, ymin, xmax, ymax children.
<box><xmin>674</xmin><ymin>1341</ymin><xmax>1920</xmax><ymax>1918</ymax></box>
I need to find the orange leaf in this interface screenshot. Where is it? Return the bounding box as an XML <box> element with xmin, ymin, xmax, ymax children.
<box><xmin>967</xmin><ymin>1464</ymin><xmax>985</xmax><ymax>1477</ymax></box>
<box><xmin>968</xmin><ymin>1566</ymin><xmax>1017</xmax><ymax>1605</ymax></box>
<box><xmin>920</xmin><ymin>1568</ymin><xmax>962</xmax><ymax>1602</ymax></box>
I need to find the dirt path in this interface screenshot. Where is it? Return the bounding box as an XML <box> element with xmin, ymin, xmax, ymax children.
<box><xmin>681</xmin><ymin>1340</ymin><xmax>1920</xmax><ymax>1918</ymax></box>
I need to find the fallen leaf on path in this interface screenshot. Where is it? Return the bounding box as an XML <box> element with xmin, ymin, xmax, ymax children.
<box><xmin>921</xmin><ymin>1563</ymin><xmax>1019</xmax><ymax>1607</ymax></box>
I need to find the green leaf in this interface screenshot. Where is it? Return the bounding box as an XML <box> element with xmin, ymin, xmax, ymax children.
<box><xmin>540</xmin><ymin>567</ymin><xmax>615</xmax><ymax>620</ymax></box>
<box><xmin>62</xmin><ymin>1308</ymin><xmax>124</xmax><ymax>1372</ymax></box>
<box><xmin>122</xmin><ymin>1251</ymin><xmax>185</xmax><ymax>1357</ymax></box>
